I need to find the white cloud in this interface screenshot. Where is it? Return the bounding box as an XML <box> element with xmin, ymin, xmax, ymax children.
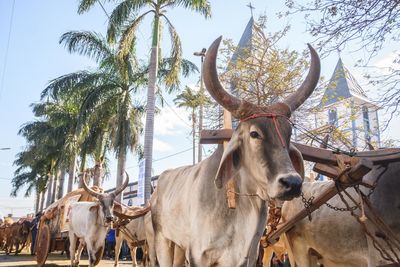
<box><xmin>151</xmin><ymin>107</ymin><xmax>191</xmax><ymax>136</ymax></box>
<box><xmin>153</xmin><ymin>138</ymin><xmax>173</xmax><ymax>153</ymax></box>
<box><xmin>374</xmin><ymin>51</ymin><xmax>400</xmax><ymax>74</ymax></box>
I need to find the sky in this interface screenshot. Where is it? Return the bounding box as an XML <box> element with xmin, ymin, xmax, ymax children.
<box><xmin>0</xmin><ymin>0</ymin><xmax>398</xmax><ymax>217</ymax></box>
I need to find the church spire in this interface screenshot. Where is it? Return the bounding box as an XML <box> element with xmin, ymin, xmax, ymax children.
<box><xmin>319</xmin><ymin>58</ymin><xmax>370</xmax><ymax>107</ymax></box>
<box><xmin>247</xmin><ymin>2</ymin><xmax>255</xmax><ymax>17</ymax></box>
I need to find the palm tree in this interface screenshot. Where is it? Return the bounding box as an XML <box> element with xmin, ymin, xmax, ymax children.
<box><xmin>13</xmin><ymin>114</ymin><xmax>64</xmax><ymax>207</ymax></box>
<box><xmin>174</xmin><ymin>86</ymin><xmax>210</xmax><ymax>165</ymax></box>
<box><xmin>77</xmin><ymin>0</ymin><xmax>211</xmax><ymax>201</ymax></box>
<box><xmin>45</xmin><ymin>31</ymin><xmax>146</xmax><ymax>201</ymax></box>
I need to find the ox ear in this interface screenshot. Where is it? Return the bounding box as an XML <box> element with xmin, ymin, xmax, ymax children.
<box><xmin>289</xmin><ymin>144</ymin><xmax>305</xmax><ymax>179</ymax></box>
<box><xmin>215</xmin><ymin>132</ymin><xmax>242</xmax><ymax>189</ymax></box>
<box><xmin>89</xmin><ymin>205</ymin><xmax>100</xmax><ymax>212</ymax></box>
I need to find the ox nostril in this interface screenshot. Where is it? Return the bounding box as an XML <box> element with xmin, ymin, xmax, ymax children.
<box><xmin>279</xmin><ymin>175</ymin><xmax>302</xmax><ymax>196</ymax></box>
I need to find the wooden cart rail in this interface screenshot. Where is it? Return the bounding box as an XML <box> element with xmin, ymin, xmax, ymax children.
<box><xmin>200</xmin><ymin>129</ymin><xmax>400</xmax><ymax>166</ymax></box>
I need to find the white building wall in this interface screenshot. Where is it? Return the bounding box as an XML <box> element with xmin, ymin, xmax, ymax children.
<box><xmin>312</xmin><ymin>97</ymin><xmax>380</xmax><ymax>151</ymax></box>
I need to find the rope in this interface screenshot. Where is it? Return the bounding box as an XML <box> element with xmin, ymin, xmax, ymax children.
<box><xmin>240</xmin><ymin>113</ymin><xmax>289</xmax><ymax>148</ymax></box>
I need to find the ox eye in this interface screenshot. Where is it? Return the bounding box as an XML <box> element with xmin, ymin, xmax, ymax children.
<box><xmin>250</xmin><ymin>131</ymin><xmax>260</xmax><ymax>139</ymax></box>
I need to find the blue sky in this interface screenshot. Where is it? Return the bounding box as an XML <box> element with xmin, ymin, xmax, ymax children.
<box><xmin>0</xmin><ymin>0</ymin><xmax>398</xmax><ymax>217</ymax></box>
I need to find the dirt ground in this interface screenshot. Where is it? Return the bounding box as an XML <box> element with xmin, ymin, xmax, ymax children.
<box><xmin>0</xmin><ymin>251</ymin><xmax>135</xmax><ymax>267</ymax></box>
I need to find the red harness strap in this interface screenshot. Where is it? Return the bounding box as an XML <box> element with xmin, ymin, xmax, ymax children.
<box><xmin>240</xmin><ymin>113</ymin><xmax>289</xmax><ymax>148</ymax></box>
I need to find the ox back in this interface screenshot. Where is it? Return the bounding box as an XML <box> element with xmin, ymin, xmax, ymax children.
<box><xmin>282</xmin><ymin>162</ymin><xmax>400</xmax><ymax>267</ymax></box>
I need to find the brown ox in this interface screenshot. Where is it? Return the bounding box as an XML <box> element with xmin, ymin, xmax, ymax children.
<box><xmin>114</xmin><ymin>213</ymin><xmax>149</xmax><ymax>267</ymax></box>
<box><xmin>151</xmin><ymin>36</ymin><xmax>320</xmax><ymax>266</ymax></box>
<box><xmin>0</xmin><ymin>224</ymin><xmax>6</xmax><ymax>250</ymax></box>
<box><xmin>4</xmin><ymin>219</ymin><xmax>32</xmax><ymax>255</ymax></box>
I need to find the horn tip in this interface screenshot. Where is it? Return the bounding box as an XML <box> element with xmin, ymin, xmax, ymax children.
<box><xmin>211</xmin><ymin>36</ymin><xmax>223</xmax><ymax>48</ymax></box>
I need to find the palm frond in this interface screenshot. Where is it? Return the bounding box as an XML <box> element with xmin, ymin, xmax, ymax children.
<box><xmin>59</xmin><ymin>31</ymin><xmax>113</xmax><ymax>63</ymax></box>
<box><xmin>159</xmin><ymin>16</ymin><xmax>182</xmax><ymax>89</ymax></box>
<box><xmin>169</xmin><ymin>0</ymin><xmax>212</xmax><ymax>19</ymax></box>
<box><xmin>117</xmin><ymin>11</ymin><xmax>151</xmax><ymax>63</ymax></box>
<box><xmin>41</xmin><ymin>71</ymin><xmax>91</xmax><ymax>100</ymax></box>
<box><xmin>107</xmin><ymin>0</ymin><xmax>137</xmax><ymax>43</ymax></box>
<box><xmin>78</xmin><ymin>83</ymin><xmax>121</xmax><ymax>128</ymax></box>
<box><xmin>77</xmin><ymin>0</ymin><xmax>99</xmax><ymax>14</ymax></box>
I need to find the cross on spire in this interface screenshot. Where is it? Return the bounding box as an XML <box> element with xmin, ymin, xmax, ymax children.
<box><xmin>247</xmin><ymin>2</ymin><xmax>255</xmax><ymax>17</ymax></box>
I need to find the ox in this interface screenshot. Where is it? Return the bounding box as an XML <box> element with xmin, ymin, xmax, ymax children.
<box><xmin>3</xmin><ymin>219</ymin><xmax>32</xmax><ymax>255</ymax></box>
<box><xmin>150</xmin><ymin>36</ymin><xmax>320</xmax><ymax>266</ymax></box>
<box><xmin>68</xmin><ymin>175</ymin><xmax>129</xmax><ymax>267</ymax></box>
<box><xmin>114</xmin><ymin>213</ymin><xmax>148</xmax><ymax>267</ymax></box>
<box><xmin>0</xmin><ymin>224</ymin><xmax>6</xmax><ymax>250</ymax></box>
<box><xmin>282</xmin><ymin>162</ymin><xmax>400</xmax><ymax>267</ymax></box>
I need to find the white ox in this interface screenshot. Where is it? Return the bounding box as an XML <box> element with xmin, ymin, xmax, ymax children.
<box><xmin>151</xmin><ymin>36</ymin><xmax>320</xmax><ymax>267</ymax></box>
<box><xmin>68</xmin><ymin>176</ymin><xmax>129</xmax><ymax>267</ymax></box>
<box><xmin>282</xmin><ymin>162</ymin><xmax>400</xmax><ymax>267</ymax></box>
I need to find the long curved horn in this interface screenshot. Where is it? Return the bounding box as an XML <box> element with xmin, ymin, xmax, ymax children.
<box><xmin>203</xmin><ymin>36</ymin><xmax>243</xmax><ymax>117</ymax></box>
<box><xmin>82</xmin><ymin>173</ymin><xmax>102</xmax><ymax>198</ymax></box>
<box><xmin>113</xmin><ymin>171</ymin><xmax>129</xmax><ymax>197</ymax></box>
<box><xmin>282</xmin><ymin>44</ymin><xmax>321</xmax><ymax>112</ymax></box>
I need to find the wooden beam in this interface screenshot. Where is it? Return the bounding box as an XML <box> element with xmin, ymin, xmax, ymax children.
<box><xmin>200</xmin><ymin>129</ymin><xmax>233</xmax><ymax>144</ymax></box>
<box><xmin>377</xmin><ymin>263</ymin><xmax>400</xmax><ymax>267</ymax></box>
<box><xmin>292</xmin><ymin>142</ymin><xmax>339</xmax><ymax>165</ymax></box>
<box><xmin>267</xmin><ymin>182</ymin><xmax>340</xmax><ymax>244</ymax></box>
<box><xmin>313</xmin><ymin>163</ymin><xmax>339</xmax><ymax>179</ymax></box>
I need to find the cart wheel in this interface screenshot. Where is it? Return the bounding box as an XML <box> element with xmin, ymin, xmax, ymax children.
<box><xmin>35</xmin><ymin>224</ymin><xmax>51</xmax><ymax>267</ymax></box>
<box><xmin>93</xmin><ymin>245</ymin><xmax>104</xmax><ymax>266</ymax></box>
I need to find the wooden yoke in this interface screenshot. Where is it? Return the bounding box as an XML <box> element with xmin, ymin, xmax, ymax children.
<box><xmin>223</xmin><ymin>110</ymin><xmax>237</xmax><ymax>209</ymax></box>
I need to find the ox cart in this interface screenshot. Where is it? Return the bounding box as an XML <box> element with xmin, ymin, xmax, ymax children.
<box><xmin>200</xmin><ymin>129</ymin><xmax>400</xmax><ymax>266</ymax></box>
<box><xmin>35</xmin><ymin>187</ymin><xmax>149</xmax><ymax>267</ymax></box>
<box><xmin>35</xmin><ymin>188</ymin><xmax>99</xmax><ymax>266</ymax></box>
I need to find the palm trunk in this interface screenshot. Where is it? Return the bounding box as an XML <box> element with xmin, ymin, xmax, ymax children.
<box><xmin>39</xmin><ymin>191</ymin><xmax>45</xmax><ymax>211</ymax></box>
<box><xmin>198</xmin><ymin>57</ymin><xmax>205</xmax><ymax>163</ymax></box>
<box><xmin>116</xmin><ymin>149</ymin><xmax>127</xmax><ymax>202</ymax></box>
<box><xmin>78</xmin><ymin>153</ymin><xmax>87</xmax><ymax>188</ymax></box>
<box><xmin>57</xmin><ymin>168</ymin><xmax>66</xmax><ymax>199</ymax></box>
<box><xmin>46</xmin><ymin>173</ymin><xmax>54</xmax><ymax>208</ymax></box>
<box><xmin>35</xmin><ymin>189</ymin><xmax>40</xmax><ymax>214</ymax></box>
<box><xmin>51</xmin><ymin>169</ymin><xmax>58</xmax><ymax>203</ymax></box>
<box><xmin>143</xmin><ymin>14</ymin><xmax>160</xmax><ymax>202</ymax></box>
<box><xmin>67</xmin><ymin>154</ymin><xmax>77</xmax><ymax>192</ymax></box>
<box><xmin>192</xmin><ymin>110</ymin><xmax>196</xmax><ymax>165</ymax></box>
<box><xmin>93</xmin><ymin>159</ymin><xmax>103</xmax><ymax>188</ymax></box>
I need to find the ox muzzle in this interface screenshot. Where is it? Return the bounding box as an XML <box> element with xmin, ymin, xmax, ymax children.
<box><xmin>276</xmin><ymin>173</ymin><xmax>302</xmax><ymax>200</ymax></box>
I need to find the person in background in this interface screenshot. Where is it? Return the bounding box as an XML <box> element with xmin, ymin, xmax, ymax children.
<box><xmin>105</xmin><ymin>228</ymin><xmax>116</xmax><ymax>259</ymax></box>
<box><xmin>271</xmin><ymin>253</ymin><xmax>284</xmax><ymax>267</ymax></box>
<box><xmin>283</xmin><ymin>253</ymin><xmax>291</xmax><ymax>267</ymax></box>
<box><xmin>30</xmin><ymin>212</ymin><xmax>42</xmax><ymax>256</ymax></box>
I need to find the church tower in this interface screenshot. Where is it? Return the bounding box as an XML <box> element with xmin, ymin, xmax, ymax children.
<box><xmin>315</xmin><ymin>58</ymin><xmax>381</xmax><ymax>150</ymax></box>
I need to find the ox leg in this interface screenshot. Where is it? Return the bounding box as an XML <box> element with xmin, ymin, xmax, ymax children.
<box><xmin>69</xmin><ymin>233</ymin><xmax>77</xmax><ymax>267</ymax></box>
<box><xmin>155</xmin><ymin>234</ymin><xmax>174</xmax><ymax>267</ymax></box>
<box><xmin>86</xmin><ymin>241</ymin><xmax>97</xmax><ymax>267</ymax></box>
<box><xmin>127</xmin><ymin>244</ymin><xmax>138</xmax><ymax>267</ymax></box>
<box><xmin>14</xmin><ymin>241</ymin><xmax>19</xmax><ymax>255</ymax></box>
<box><xmin>262</xmin><ymin>246</ymin><xmax>274</xmax><ymax>267</ymax></box>
<box><xmin>173</xmin><ymin>244</ymin><xmax>186</xmax><ymax>267</ymax></box>
<box><xmin>87</xmin><ymin>244</ymin><xmax>94</xmax><ymax>267</ymax></box>
<box><xmin>114</xmin><ymin>234</ymin><xmax>123</xmax><ymax>267</ymax></box>
<box><xmin>145</xmin><ymin>214</ymin><xmax>157</xmax><ymax>267</ymax></box>
<box><xmin>290</xmin><ymin>239</ymin><xmax>312</xmax><ymax>267</ymax></box>
<box><xmin>76</xmin><ymin>241</ymin><xmax>85</xmax><ymax>265</ymax></box>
